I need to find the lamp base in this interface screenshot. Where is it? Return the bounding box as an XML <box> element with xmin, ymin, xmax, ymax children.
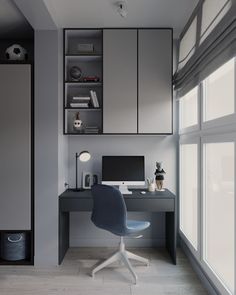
<box><xmin>72</xmin><ymin>188</ymin><xmax>85</xmax><ymax>192</ymax></box>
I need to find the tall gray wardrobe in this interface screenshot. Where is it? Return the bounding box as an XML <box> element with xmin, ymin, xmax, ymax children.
<box><xmin>0</xmin><ymin>64</ymin><xmax>33</xmax><ymax>264</ymax></box>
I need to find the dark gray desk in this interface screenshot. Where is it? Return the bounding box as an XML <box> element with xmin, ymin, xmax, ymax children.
<box><xmin>59</xmin><ymin>189</ymin><xmax>177</xmax><ymax>265</ymax></box>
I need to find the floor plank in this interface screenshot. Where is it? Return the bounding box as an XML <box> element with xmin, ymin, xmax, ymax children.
<box><xmin>0</xmin><ymin>248</ymin><xmax>208</xmax><ymax>295</ymax></box>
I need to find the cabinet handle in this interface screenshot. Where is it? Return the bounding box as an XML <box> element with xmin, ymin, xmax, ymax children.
<box><xmin>7</xmin><ymin>236</ymin><xmax>23</xmax><ymax>243</ymax></box>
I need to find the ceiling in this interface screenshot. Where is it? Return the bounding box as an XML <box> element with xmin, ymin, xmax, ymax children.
<box><xmin>43</xmin><ymin>0</ymin><xmax>199</xmax><ymax>37</ymax></box>
<box><xmin>0</xmin><ymin>0</ymin><xmax>33</xmax><ymax>39</ymax></box>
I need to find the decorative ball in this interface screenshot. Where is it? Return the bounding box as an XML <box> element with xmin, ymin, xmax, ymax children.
<box><xmin>5</xmin><ymin>44</ymin><xmax>28</xmax><ymax>61</ymax></box>
<box><xmin>70</xmin><ymin>66</ymin><xmax>82</xmax><ymax>81</ymax></box>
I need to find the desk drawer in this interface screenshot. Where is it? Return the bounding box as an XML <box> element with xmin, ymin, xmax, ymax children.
<box><xmin>60</xmin><ymin>197</ymin><xmax>175</xmax><ymax>212</ymax></box>
<box><xmin>125</xmin><ymin>198</ymin><xmax>174</xmax><ymax>212</ymax></box>
<box><xmin>60</xmin><ymin>198</ymin><xmax>93</xmax><ymax>212</ymax></box>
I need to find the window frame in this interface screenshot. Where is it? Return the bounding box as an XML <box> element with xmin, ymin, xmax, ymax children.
<box><xmin>200</xmin><ymin>0</ymin><xmax>232</xmax><ymax>45</ymax></box>
<box><xmin>200</xmin><ymin>133</ymin><xmax>236</xmax><ymax>295</ymax></box>
<box><xmin>179</xmin><ymin>135</ymin><xmax>201</xmax><ymax>259</ymax></box>
<box><xmin>178</xmin><ymin>16</ymin><xmax>198</xmax><ymax>70</ymax></box>
<box><xmin>179</xmin><ymin>86</ymin><xmax>200</xmax><ymax>135</ymax></box>
<box><xmin>201</xmin><ymin>58</ymin><xmax>236</xmax><ymax>130</ymax></box>
<box><xmin>179</xmin><ymin>57</ymin><xmax>236</xmax><ymax>295</ymax></box>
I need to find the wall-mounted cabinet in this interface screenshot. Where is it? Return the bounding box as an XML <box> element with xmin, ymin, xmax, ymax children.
<box><xmin>63</xmin><ymin>28</ymin><xmax>173</xmax><ymax>135</ymax></box>
<box><xmin>138</xmin><ymin>29</ymin><xmax>172</xmax><ymax>134</ymax></box>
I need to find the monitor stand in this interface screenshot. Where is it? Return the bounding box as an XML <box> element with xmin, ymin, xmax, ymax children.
<box><xmin>119</xmin><ymin>184</ymin><xmax>132</xmax><ymax>195</ymax></box>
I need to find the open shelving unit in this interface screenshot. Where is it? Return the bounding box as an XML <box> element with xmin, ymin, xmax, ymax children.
<box><xmin>64</xmin><ymin>29</ymin><xmax>103</xmax><ymax>134</ymax></box>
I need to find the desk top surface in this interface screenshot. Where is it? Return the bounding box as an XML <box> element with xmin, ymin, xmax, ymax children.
<box><xmin>59</xmin><ymin>188</ymin><xmax>176</xmax><ymax>200</ymax></box>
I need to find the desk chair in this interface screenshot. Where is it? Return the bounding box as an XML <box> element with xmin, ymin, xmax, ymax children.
<box><xmin>91</xmin><ymin>184</ymin><xmax>150</xmax><ymax>284</ymax></box>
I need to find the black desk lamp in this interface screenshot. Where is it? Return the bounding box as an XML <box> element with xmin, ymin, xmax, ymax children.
<box><xmin>74</xmin><ymin>151</ymin><xmax>91</xmax><ymax>191</ymax></box>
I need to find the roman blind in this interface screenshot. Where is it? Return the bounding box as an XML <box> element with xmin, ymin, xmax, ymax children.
<box><xmin>174</xmin><ymin>0</ymin><xmax>236</xmax><ymax>96</ymax></box>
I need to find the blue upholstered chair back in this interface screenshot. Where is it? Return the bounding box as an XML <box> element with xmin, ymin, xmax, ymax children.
<box><xmin>91</xmin><ymin>184</ymin><xmax>127</xmax><ymax>236</ymax></box>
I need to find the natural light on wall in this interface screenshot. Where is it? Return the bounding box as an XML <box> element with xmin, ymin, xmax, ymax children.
<box><xmin>203</xmin><ymin>141</ymin><xmax>235</xmax><ymax>294</ymax></box>
<box><xmin>180</xmin><ymin>86</ymin><xmax>198</xmax><ymax>130</ymax></box>
<box><xmin>203</xmin><ymin>58</ymin><xmax>235</xmax><ymax>122</ymax></box>
<box><xmin>200</xmin><ymin>0</ymin><xmax>232</xmax><ymax>44</ymax></box>
<box><xmin>180</xmin><ymin>143</ymin><xmax>198</xmax><ymax>250</ymax></box>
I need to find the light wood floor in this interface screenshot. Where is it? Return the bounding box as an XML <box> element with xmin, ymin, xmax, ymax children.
<box><xmin>0</xmin><ymin>248</ymin><xmax>209</xmax><ymax>295</ymax></box>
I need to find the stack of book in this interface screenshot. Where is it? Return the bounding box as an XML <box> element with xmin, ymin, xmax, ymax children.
<box><xmin>90</xmin><ymin>90</ymin><xmax>99</xmax><ymax>108</ymax></box>
<box><xmin>70</xmin><ymin>96</ymin><xmax>90</xmax><ymax>108</ymax></box>
<box><xmin>84</xmin><ymin>126</ymin><xmax>99</xmax><ymax>134</ymax></box>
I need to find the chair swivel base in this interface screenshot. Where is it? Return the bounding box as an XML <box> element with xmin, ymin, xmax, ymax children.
<box><xmin>91</xmin><ymin>237</ymin><xmax>149</xmax><ymax>284</ymax></box>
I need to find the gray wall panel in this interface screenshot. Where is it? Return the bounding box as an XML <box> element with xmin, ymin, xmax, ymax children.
<box><xmin>103</xmin><ymin>29</ymin><xmax>137</xmax><ymax>133</ymax></box>
<box><xmin>0</xmin><ymin>64</ymin><xmax>31</xmax><ymax>230</ymax></box>
<box><xmin>34</xmin><ymin>30</ymin><xmax>59</xmax><ymax>266</ymax></box>
<box><xmin>138</xmin><ymin>30</ymin><xmax>172</xmax><ymax>134</ymax></box>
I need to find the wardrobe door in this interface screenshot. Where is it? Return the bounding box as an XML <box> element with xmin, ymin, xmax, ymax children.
<box><xmin>0</xmin><ymin>64</ymin><xmax>31</xmax><ymax>230</ymax></box>
<box><xmin>103</xmin><ymin>29</ymin><xmax>137</xmax><ymax>133</ymax></box>
<box><xmin>138</xmin><ymin>29</ymin><xmax>172</xmax><ymax>134</ymax></box>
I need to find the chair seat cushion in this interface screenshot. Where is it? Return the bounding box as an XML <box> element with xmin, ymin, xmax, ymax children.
<box><xmin>126</xmin><ymin>220</ymin><xmax>150</xmax><ymax>235</ymax></box>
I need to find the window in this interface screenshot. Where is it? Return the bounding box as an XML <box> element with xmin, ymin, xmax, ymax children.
<box><xmin>180</xmin><ymin>143</ymin><xmax>198</xmax><ymax>250</ymax></box>
<box><xmin>203</xmin><ymin>58</ymin><xmax>235</xmax><ymax>122</ymax></box>
<box><xmin>180</xmin><ymin>86</ymin><xmax>198</xmax><ymax>131</ymax></box>
<box><xmin>179</xmin><ymin>57</ymin><xmax>235</xmax><ymax>295</ymax></box>
<box><xmin>200</xmin><ymin>0</ymin><xmax>232</xmax><ymax>44</ymax></box>
<box><xmin>179</xmin><ymin>17</ymin><xmax>197</xmax><ymax>69</ymax></box>
<box><xmin>203</xmin><ymin>140</ymin><xmax>235</xmax><ymax>294</ymax></box>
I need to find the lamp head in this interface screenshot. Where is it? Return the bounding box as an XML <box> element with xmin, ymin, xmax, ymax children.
<box><xmin>78</xmin><ymin>151</ymin><xmax>91</xmax><ymax>162</ymax></box>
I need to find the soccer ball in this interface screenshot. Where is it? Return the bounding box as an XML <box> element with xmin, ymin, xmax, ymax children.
<box><xmin>5</xmin><ymin>44</ymin><xmax>28</xmax><ymax>61</ymax></box>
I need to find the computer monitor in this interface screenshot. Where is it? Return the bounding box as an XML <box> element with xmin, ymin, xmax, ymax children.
<box><xmin>102</xmin><ymin>156</ymin><xmax>145</xmax><ymax>194</ymax></box>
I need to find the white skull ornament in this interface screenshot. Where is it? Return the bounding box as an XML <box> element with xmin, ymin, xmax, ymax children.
<box><xmin>73</xmin><ymin>113</ymin><xmax>83</xmax><ymax>130</ymax></box>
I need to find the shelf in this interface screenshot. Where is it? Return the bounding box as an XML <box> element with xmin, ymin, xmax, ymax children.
<box><xmin>65</xmin><ymin>132</ymin><xmax>102</xmax><ymax>135</ymax></box>
<box><xmin>65</xmin><ymin>107</ymin><xmax>101</xmax><ymax>110</ymax></box>
<box><xmin>64</xmin><ymin>29</ymin><xmax>103</xmax><ymax>134</ymax></box>
<box><xmin>65</xmin><ymin>82</ymin><xmax>102</xmax><ymax>86</ymax></box>
<box><xmin>65</xmin><ymin>29</ymin><xmax>102</xmax><ymax>39</ymax></box>
<box><xmin>66</xmin><ymin>55</ymin><xmax>102</xmax><ymax>62</ymax></box>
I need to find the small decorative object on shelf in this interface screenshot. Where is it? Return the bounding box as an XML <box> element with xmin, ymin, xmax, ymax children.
<box><xmin>77</xmin><ymin>43</ymin><xmax>94</xmax><ymax>53</ymax></box>
<box><xmin>147</xmin><ymin>178</ymin><xmax>156</xmax><ymax>192</ymax></box>
<box><xmin>5</xmin><ymin>44</ymin><xmax>28</xmax><ymax>61</ymax></box>
<box><xmin>155</xmin><ymin>162</ymin><xmax>166</xmax><ymax>191</ymax></box>
<box><xmin>83</xmin><ymin>76</ymin><xmax>100</xmax><ymax>82</ymax></box>
<box><xmin>73</xmin><ymin>112</ymin><xmax>83</xmax><ymax>131</ymax></box>
<box><xmin>70</xmin><ymin>66</ymin><xmax>82</xmax><ymax>81</ymax></box>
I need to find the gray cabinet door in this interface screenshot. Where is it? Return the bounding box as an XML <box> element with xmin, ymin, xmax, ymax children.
<box><xmin>138</xmin><ymin>29</ymin><xmax>172</xmax><ymax>134</ymax></box>
<box><xmin>103</xmin><ymin>29</ymin><xmax>137</xmax><ymax>133</ymax></box>
<box><xmin>0</xmin><ymin>65</ymin><xmax>31</xmax><ymax>230</ymax></box>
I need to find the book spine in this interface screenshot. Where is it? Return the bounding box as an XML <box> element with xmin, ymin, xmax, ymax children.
<box><xmin>90</xmin><ymin>90</ymin><xmax>96</xmax><ymax>107</ymax></box>
<box><xmin>73</xmin><ymin>96</ymin><xmax>90</xmax><ymax>101</ymax></box>
<box><xmin>93</xmin><ymin>91</ymin><xmax>99</xmax><ymax>108</ymax></box>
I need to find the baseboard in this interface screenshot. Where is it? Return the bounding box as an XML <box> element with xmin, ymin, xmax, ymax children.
<box><xmin>70</xmin><ymin>238</ymin><xmax>165</xmax><ymax>248</ymax></box>
<box><xmin>180</xmin><ymin>238</ymin><xmax>220</xmax><ymax>295</ymax></box>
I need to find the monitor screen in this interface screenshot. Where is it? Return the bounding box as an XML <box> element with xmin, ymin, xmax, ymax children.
<box><xmin>102</xmin><ymin>156</ymin><xmax>145</xmax><ymax>182</ymax></box>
